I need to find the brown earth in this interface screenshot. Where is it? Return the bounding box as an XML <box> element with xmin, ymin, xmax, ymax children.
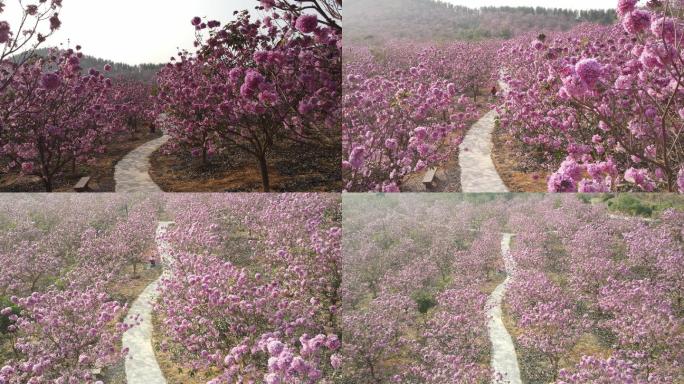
<box><xmin>0</xmin><ymin>127</ymin><xmax>162</xmax><ymax>193</ymax></box>
<box><xmin>491</xmin><ymin>123</ymin><xmax>549</xmax><ymax>193</ymax></box>
<box><xmin>149</xmin><ymin>140</ymin><xmax>341</xmax><ymax>192</ymax></box>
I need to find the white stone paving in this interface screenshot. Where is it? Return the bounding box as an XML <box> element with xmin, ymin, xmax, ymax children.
<box><xmin>487</xmin><ymin>233</ymin><xmax>522</xmax><ymax>384</ymax></box>
<box><xmin>114</xmin><ymin>135</ymin><xmax>169</xmax><ymax>193</ymax></box>
<box><xmin>122</xmin><ymin>222</ymin><xmax>173</xmax><ymax>384</ymax></box>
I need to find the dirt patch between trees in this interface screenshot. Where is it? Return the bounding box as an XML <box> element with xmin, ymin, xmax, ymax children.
<box><xmin>149</xmin><ymin>140</ymin><xmax>341</xmax><ymax>192</ymax></box>
<box><xmin>0</xmin><ymin>128</ymin><xmax>162</xmax><ymax>192</ymax></box>
<box><xmin>491</xmin><ymin>123</ymin><xmax>549</xmax><ymax>193</ymax></box>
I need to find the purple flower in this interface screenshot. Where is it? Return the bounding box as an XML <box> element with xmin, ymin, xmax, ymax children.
<box><xmin>295</xmin><ymin>14</ymin><xmax>318</xmax><ymax>34</ymax></box>
<box><xmin>678</xmin><ymin>168</ymin><xmax>684</xmax><ymax>193</ymax></box>
<box><xmin>622</xmin><ymin>10</ymin><xmax>651</xmax><ymax>35</ymax></box>
<box><xmin>617</xmin><ymin>0</ymin><xmax>637</xmax><ymax>17</ymax></box>
<box><xmin>297</xmin><ymin>100</ymin><xmax>314</xmax><ymax>115</ymax></box>
<box><xmin>651</xmin><ymin>17</ymin><xmax>677</xmax><ymax>43</ymax></box>
<box><xmin>49</xmin><ymin>14</ymin><xmax>61</xmax><ymax>31</ymax></box>
<box><xmin>559</xmin><ymin>74</ymin><xmax>588</xmax><ymax>99</ymax></box>
<box><xmin>575</xmin><ymin>58</ymin><xmax>602</xmax><ymax>88</ymax></box>
<box><xmin>260</xmin><ymin>0</ymin><xmax>276</xmax><ymax>10</ymax></box>
<box><xmin>624</xmin><ymin>167</ymin><xmax>655</xmax><ymax>191</ymax></box>
<box><xmin>384</xmin><ymin>138</ymin><xmax>398</xmax><ymax>151</ymax></box>
<box><xmin>266</xmin><ymin>340</ymin><xmax>284</xmax><ymax>356</ymax></box>
<box><xmin>40</xmin><ymin>73</ymin><xmax>61</xmax><ymax>90</ymax></box>
<box><xmin>191</xmin><ymin>17</ymin><xmax>202</xmax><ymax>26</ymax></box>
<box><xmin>330</xmin><ymin>354</ymin><xmax>342</xmax><ymax>369</ymax></box>
<box><xmin>20</xmin><ymin>162</ymin><xmax>33</xmax><ymax>174</ymax></box>
<box><xmin>547</xmin><ymin>172</ymin><xmax>578</xmax><ymax>193</ymax></box>
<box><xmin>0</xmin><ymin>21</ymin><xmax>10</xmax><ymax>44</ymax></box>
<box><xmin>264</xmin><ymin>373</ymin><xmax>280</xmax><ymax>384</ymax></box>
<box><xmin>349</xmin><ymin>146</ymin><xmax>365</xmax><ymax>170</ymax></box>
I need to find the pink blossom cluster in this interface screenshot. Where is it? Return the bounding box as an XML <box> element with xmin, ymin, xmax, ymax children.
<box><xmin>506</xmin><ymin>195</ymin><xmax>684</xmax><ymax>382</ymax></box>
<box><xmin>156</xmin><ymin>194</ymin><xmax>341</xmax><ymax>382</ymax></box>
<box><xmin>341</xmin><ymin>195</ymin><xmax>509</xmax><ymax>382</ymax></box>
<box><xmin>156</xmin><ymin>1</ymin><xmax>341</xmax><ymax>191</ymax></box>
<box><xmin>0</xmin><ymin>194</ymin><xmax>162</xmax><ymax>383</ymax></box>
<box><xmin>343</xmin><ymin>41</ymin><xmax>498</xmax><ymax>191</ymax></box>
<box><xmin>498</xmin><ymin>1</ymin><xmax>684</xmax><ymax>193</ymax></box>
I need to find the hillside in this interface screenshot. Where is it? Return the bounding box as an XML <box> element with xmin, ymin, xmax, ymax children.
<box><xmin>344</xmin><ymin>0</ymin><xmax>617</xmax><ymax>43</ymax></box>
<box><xmin>12</xmin><ymin>48</ymin><xmax>164</xmax><ymax>83</ymax></box>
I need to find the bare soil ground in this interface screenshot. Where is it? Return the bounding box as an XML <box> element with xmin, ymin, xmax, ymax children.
<box><xmin>0</xmin><ymin>127</ymin><xmax>162</xmax><ymax>192</ymax></box>
<box><xmin>491</xmin><ymin>123</ymin><xmax>549</xmax><ymax>193</ymax></box>
<box><xmin>149</xmin><ymin>140</ymin><xmax>341</xmax><ymax>192</ymax></box>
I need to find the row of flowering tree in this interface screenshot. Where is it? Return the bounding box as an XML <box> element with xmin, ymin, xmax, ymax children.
<box><xmin>0</xmin><ymin>194</ymin><xmax>162</xmax><ymax>383</ymax></box>
<box><xmin>498</xmin><ymin>0</ymin><xmax>684</xmax><ymax>193</ymax></box>
<box><xmin>504</xmin><ymin>195</ymin><xmax>683</xmax><ymax>382</ymax></box>
<box><xmin>340</xmin><ymin>194</ymin><xmax>511</xmax><ymax>382</ymax></box>
<box><xmin>341</xmin><ymin>193</ymin><xmax>683</xmax><ymax>382</ymax></box>
<box><xmin>156</xmin><ymin>193</ymin><xmax>342</xmax><ymax>383</ymax></box>
<box><xmin>156</xmin><ymin>0</ymin><xmax>341</xmax><ymax>192</ymax></box>
<box><xmin>342</xmin><ymin>41</ymin><xmax>499</xmax><ymax>192</ymax></box>
<box><xmin>1</xmin><ymin>1</ymin><xmax>157</xmax><ymax>191</ymax></box>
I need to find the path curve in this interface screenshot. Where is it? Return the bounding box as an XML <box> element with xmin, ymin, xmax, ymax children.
<box><xmin>459</xmin><ymin>109</ymin><xmax>509</xmax><ymax>193</ymax></box>
<box><xmin>114</xmin><ymin>135</ymin><xmax>169</xmax><ymax>193</ymax></box>
<box><xmin>122</xmin><ymin>221</ymin><xmax>173</xmax><ymax>384</ymax></box>
<box><xmin>487</xmin><ymin>233</ymin><xmax>522</xmax><ymax>384</ymax></box>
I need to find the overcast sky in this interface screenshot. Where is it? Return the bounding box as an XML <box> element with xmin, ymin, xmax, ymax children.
<box><xmin>2</xmin><ymin>0</ymin><xmax>261</xmax><ymax>65</ymax></box>
<box><xmin>444</xmin><ymin>0</ymin><xmax>617</xmax><ymax>10</ymax></box>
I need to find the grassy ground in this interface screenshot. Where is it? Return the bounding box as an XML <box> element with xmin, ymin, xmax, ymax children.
<box><xmin>0</xmin><ymin>127</ymin><xmax>162</xmax><ymax>192</ymax></box>
<box><xmin>592</xmin><ymin>194</ymin><xmax>684</xmax><ymax>218</ymax></box>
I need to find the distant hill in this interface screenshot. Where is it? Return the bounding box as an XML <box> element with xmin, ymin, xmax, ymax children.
<box><xmin>344</xmin><ymin>0</ymin><xmax>617</xmax><ymax>43</ymax></box>
<box><xmin>13</xmin><ymin>48</ymin><xmax>165</xmax><ymax>83</ymax></box>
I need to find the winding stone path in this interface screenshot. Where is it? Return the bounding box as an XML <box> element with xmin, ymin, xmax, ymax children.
<box><xmin>487</xmin><ymin>233</ymin><xmax>522</xmax><ymax>384</ymax></box>
<box><xmin>459</xmin><ymin>109</ymin><xmax>509</xmax><ymax>193</ymax></box>
<box><xmin>122</xmin><ymin>221</ymin><xmax>173</xmax><ymax>384</ymax></box>
<box><xmin>114</xmin><ymin>135</ymin><xmax>169</xmax><ymax>193</ymax></box>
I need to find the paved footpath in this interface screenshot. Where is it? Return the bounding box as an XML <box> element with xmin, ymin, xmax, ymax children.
<box><xmin>122</xmin><ymin>222</ymin><xmax>173</xmax><ymax>384</ymax></box>
<box><xmin>114</xmin><ymin>135</ymin><xmax>169</xmax><ymax>193</ymax></box>
<box><xmin>459</xmin><ymin>109</ymin><xmax>509</xmax><ymax>193</ymax></box>
<box><xmin>486</xmin><ymin>233</ymin><xmax>522</xmax><ymax>384</ymax></box>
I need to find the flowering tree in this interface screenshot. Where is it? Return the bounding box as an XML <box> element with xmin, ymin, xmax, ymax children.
<box><xmin>0</xmin><ymin>47</ymin><xmax>115</xmax><ymax>191</ymax></box>
<box><xmin>157</xmin><ymin>194</ymin><xmax>342</xmax><ymax>382</ymax></box>
<box><xmin>0</xmin><ymin>0</ymin><xmax>63</xmax><ymax>94</ymax></box>
<box><xmin>111</xmin><ymin>79</ymin><xmax>155</xmax><ymax>139</ymax></box>
<box><xmin>499</xmin><ymin>1</ymin><xmax>684</xmax><ymax>192</ymax></box>
<box><xmin>340</xmin><ymin>195</ymin><xmax>499</xmax><ymax>382</ymax></box>
<box><xmin>0</xmin><ymin>288</ymin><xmax>132</xmax><ymax>384</ymax></box>
<box><xmin>157</xmin><ymin>0</ymin><xmax>341</xmax><ymax>191</ymax></box>
<box><xmin>343</xmin><ymin>42</ymin><xmax>492</xmax><ymax>191</ymax></box>
<box><xmin>0</xmin><ymin>194</ymin><xmax>160</xmax><ymax>383</ymax></box>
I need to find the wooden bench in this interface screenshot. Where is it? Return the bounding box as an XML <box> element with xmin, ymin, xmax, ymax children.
<box><xmin>73</xmin><ymin>176</ymin><xmax>92</xmax><ymax>192</ymax></box>
<box><xmin>422</xmin><ymin>167</ymin><xmax>438</xmax><ymax>190</ymax></box>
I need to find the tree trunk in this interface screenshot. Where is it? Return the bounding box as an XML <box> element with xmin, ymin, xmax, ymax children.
<box><xmin>43</xmin><ymin>176</ymin><xmax>53</xmax><ymax>192</ymax></box>
<box><xmin>257</xmin><ymin>153</ymin><xmax>271</xmax><ymax>192</ymax></box>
